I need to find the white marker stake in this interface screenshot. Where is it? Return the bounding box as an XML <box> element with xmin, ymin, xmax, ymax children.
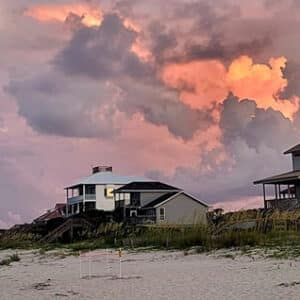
<box><xmin>79</xmin><ymin>251</ymin><xmax>82</xmax><ymax>279</ymax></box>
<box><xmin>89</xmin><ymin>254</ymin><xmax>92</xmax><ymax>279</ymax></box>
<box><xmin>106</xmin><ymin>249</ymin><xmax>109</xmax><ymax>275</ymax></box>
<box><xmin>118</xmin><ymin>248</ymin><xmax>122</xmax><ymax>279</ymax></box>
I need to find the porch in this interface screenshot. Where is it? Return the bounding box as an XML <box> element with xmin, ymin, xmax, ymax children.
<box><xmin>254</xmin><ymin>174</ymin><xmax>300</xmax><ymax>210</ymax></box>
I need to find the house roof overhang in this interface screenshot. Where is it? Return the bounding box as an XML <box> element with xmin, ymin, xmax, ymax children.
<box><xmin>253</xmin><ymin>170</ymin><xmax>300</xmax><ymax>185</ymax></box>
<box><xmin>284</xmin><ymin>144</ymin><xmax>300</xmax><ymax>154</ymax></box>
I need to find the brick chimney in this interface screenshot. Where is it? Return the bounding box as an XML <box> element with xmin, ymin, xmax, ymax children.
<box><xmin>92</xmin><ymin>166</ymin><xmax>113</xmax><ymax>174</ymax></box>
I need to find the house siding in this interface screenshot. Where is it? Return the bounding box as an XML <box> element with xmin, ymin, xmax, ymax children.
<box><xmin>292</xmin><ymin>154</ymin><xmax>300</xmax><ymax>171</ymax></box>
<box><xmin>95</xmin><ymin>184</ymin><xmax>124</xmax><ymax>211</ymax></box>
<box><xmin>155</xmin><ymin>193</ymin><xmax>208</xmax><ymax>225</ymax></box>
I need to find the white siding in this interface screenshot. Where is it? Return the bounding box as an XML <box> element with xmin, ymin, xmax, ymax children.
<box><xmin>95</xmin><ymin>184</ymin><xmax>124</xmax><ymax>211</ymax></box>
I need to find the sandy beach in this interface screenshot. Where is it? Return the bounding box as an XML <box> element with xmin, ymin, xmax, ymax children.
<box><xmin>1</xmin><ymin>249</ymin><xmax>300</xmax><ymax>300</ymax></box>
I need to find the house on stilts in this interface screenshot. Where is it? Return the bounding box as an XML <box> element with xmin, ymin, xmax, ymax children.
<box><xmin>254</xmin><ymin>144</ymin><xmax>300</xmax><ymax>210</ymax></box>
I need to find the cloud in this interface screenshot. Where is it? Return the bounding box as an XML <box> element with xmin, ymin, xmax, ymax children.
<box><xmin>24</xmin><ymin>3</ymin><xmax>103</xmax><ymax>27</ymax></box>
<box><xmin>3</xmin><ymin>12</ymin><xmax>213</xmax><ymax>140</ymax></box>
<box><xmin>5</xmin><ymin>71</ymin><xmax>122</xmax><ymax>138</ymax></box>
<box><xmin>151</xmin><ymin>93</ymin><xmax>298</xmax><ymax>203</ymax></box>
<box><xmin>162</xmin><ymin>55</ymin><xmax>299</xmax><ymax>119</ymax></box>
<box><xmin>279</xmin><ymin>61</ymin><xmax>300</xmax><ymax>99</ymax></box>
<box><xmin>0</xmin><ymin>158</ymin><xmax>52</xmax><ymax>226</ymax></box>
<box><xmin>54</xmin><ymin>13</ymin><xmax>151</xmax><ymax>79</ymax></box>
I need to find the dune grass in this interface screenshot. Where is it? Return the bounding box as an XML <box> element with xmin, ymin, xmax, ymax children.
<box><xmin>0</xmin><ymin>253</ymin><xmax>20</xmax><ymax>266</ymax></box>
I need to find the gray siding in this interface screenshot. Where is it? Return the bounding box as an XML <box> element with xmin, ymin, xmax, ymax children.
<box><xmin>292</xmin><ymin>155</ymin><xmax>300</xmax><ymax>171</ymax></box>
<box><xmin>140</xmin><ymin>192</ymin><xmax>166</xmax><ymax>207</ymax></box>
<box><xmin>155</xmin><ymin>193</ymin><xmax>208</xmax><ymax>225</ymax></box>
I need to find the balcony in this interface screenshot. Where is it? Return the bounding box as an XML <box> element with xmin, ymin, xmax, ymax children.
<box><xmin>67</xmin><ymin>193</ymin><xmax>96</xmax><ymax>204</ymax></box>
<box><xmin>67</xmin><ymin>195</ymin><xmax>83</xmax><ymax>204</ymax></box>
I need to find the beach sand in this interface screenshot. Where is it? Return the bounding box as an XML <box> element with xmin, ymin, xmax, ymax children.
<box><xmin>0</xmin><ymin>249</ymin><xmax>300</xmax><ymax>300</ymax></box>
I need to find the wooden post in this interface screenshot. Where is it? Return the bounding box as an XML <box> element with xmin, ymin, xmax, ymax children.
<box><xmin>83</xmin><ymin>185</ymin><xmax>86</xmax><ymax>212</ymax></box>
<box><xmin>263</xmin><ymin>184</ymin><xmax>266</xmax><ymax>209</ymax></box>
<box><xmin>66</xmin><ymin>189</ymin><xmax>69</xmax><ymax>217</ymax></box>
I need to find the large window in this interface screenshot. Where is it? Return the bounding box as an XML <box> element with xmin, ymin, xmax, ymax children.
<box><xmin>159</xmin><ymin>208</ymin><xmax>165</xmax><ymax>221</ymax></box>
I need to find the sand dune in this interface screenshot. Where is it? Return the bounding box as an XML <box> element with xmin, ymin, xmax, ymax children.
<box><xmin>0</xmin><ymin>249</ymin><xmax>300</xmax><ymax>300</ymax></box>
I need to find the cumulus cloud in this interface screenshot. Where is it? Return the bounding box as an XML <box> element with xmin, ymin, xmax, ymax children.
<box><xmin>54</xmin><ymin>13</ymin><xmax>151</xmax><ymax>79</ymax></box>
<box><xmin>4</xmin><ymin>11</ymin><xmax>213</xmax><ymax>140</ymax></box>
<box><xmin>151</xmin><ymin>93</ymin><xmax>299</xmax><ymax>203</ymax></box>
<box><xmin>5</xmin><ymin>72</ymin><xmax>122</xmax><ymax>138</ymax></box>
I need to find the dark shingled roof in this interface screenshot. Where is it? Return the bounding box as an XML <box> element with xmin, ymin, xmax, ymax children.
<box><xmin>142</xmin><ymin>192</ymin><xmax>179</xmax><ymax>208</ymax></box>
<box><xmin>284</xmin><ymin>144</ymin><xmax>300</xmax><ymax>154</ymax></box>
<box><xmin>114</xmin><ymin>181</ymin><xmax>181</xmax><ymax>192</ymax></box>
<box><xmin>253</xmin><ymin>170</ymin><xmax>300</xmax><ymax>185</ymax></box>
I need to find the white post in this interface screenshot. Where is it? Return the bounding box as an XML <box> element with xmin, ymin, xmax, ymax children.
<box><xmin>118</xmin><ymin>248</ymin><xmax>122</xmax><ymax>279</ymax></box>
<box><xmin>106</xmin><ymin>249</ymin><xmax>109</xmax><ymax>275</ymax></box>
<box><xmin>119</xmin><ymin>256</ymin><xmax>122</xmax><ymax>279</ymax></box>
<box><xmin>79</xmin><ymin>252</ymin><xmax>82</xmax><ymax>279</ymax></box>
<box><xmin>89</xmin><ymin>253</ymin><xmax>91</xmax><ymax>279</ymax></box>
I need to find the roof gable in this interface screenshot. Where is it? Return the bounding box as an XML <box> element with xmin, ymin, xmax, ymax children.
<box><xmin>142</xmin><ymin>191</ymin><xmax>209</xmax><ymax>208</ymax></box>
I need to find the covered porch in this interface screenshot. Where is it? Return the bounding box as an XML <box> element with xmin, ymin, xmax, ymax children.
<box><xmin>65</xmin><ymin>184</ymin><xmax>96</xmax><ymax>216</ymax></box>
<box><xmin>254</xmin><ymin>171</ymin><xmax>300</xmax><ymax>210</ymax></box>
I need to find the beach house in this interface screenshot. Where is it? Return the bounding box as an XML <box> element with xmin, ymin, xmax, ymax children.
<box><xmin>65</xmin><ymin>166</ymin><xmax>147</xmax><ymax>216</ymax></box>
<box><xmin>254</xmin><ymin>143</ymin><xmax>300</xmax><ymax>209</ymax></box>
<box><xmin>114</xmin><ymin>181</ymin><xmax>209</xmax><ymax>224</ymax></box>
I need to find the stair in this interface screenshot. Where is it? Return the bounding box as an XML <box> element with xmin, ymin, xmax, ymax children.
<box><xmin>40</xmin><ymin>218</ymin><xmax>93</xmax><ymax>243</ymax></box>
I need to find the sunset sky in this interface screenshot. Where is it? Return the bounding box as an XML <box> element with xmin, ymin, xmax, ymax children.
<box><xmin>1</xmin><ymin>0</ymin><xmax>300</xmax><ymax>227</ymax></box>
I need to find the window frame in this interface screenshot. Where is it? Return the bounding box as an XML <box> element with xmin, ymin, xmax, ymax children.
<box><xmin>159</xmin><ymin>207</ymin><xmax>165</xmax><ymax>221</ymax></box>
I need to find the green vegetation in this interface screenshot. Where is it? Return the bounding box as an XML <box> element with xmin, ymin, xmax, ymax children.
<box><xmin>0</xmin><ymin>253</ymin><xmax>20</xmax><ymax>266</ymax></box>
<box><xmin>3</xmin><ymin>209</ymin><xmax>300</xmax><ymax>259</ymax></box>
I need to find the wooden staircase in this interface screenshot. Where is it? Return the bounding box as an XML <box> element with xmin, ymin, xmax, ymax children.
<box><xmin>40</xmin><ymin>218</ymin><xmax>93</xmax><ymax>243</ymax></box>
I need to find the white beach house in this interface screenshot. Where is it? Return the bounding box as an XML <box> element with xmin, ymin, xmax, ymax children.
<box><xmin>65</xmin><ymin>166</ymin><xmax>147</xmax><ymax>216</ymax></box>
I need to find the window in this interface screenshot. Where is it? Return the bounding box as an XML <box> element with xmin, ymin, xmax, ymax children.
<box><xmin>105</xmin><ymin>185</ymin><xmax>114</xmax><ymax>198</ymax></box>
<box><xmin>86</xmin><ymin>185</ymin><xmax>96</xmax><ymax>195</ymax></box>
<box><xmin>131</xmin><ymin>192</ymin><xmax>140</xmax><ymax>206</ymax></box>
<box><xmin>159</xmin><ymin>208</ymin><xmax>165</xmax><ymax>221</ymax></box>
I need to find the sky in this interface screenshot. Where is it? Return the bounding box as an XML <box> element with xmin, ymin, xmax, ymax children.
<box><xmin>1</xmin><ymin>0</ymin><xmax>300</xmax><ymax>228</ymax></box>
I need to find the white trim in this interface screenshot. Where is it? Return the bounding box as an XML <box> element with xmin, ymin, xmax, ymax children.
<box><xmin>153</xmin><ymin>191</ymin><xmax>209</xmax><ymax>208</ymax></box>
<box><xmin>159</xmin><ymin>207</ymin><xmax>165</xmax><ymax>221</ymax></box>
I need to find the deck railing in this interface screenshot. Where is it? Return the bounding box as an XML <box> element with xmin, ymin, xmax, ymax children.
<box><xmin>266</xmin><ymin>197</ymin><xmax>300</xmax><ymax>210</ymax></box>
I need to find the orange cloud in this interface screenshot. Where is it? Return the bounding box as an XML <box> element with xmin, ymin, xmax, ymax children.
<box><xmin>24</xmin><ymin>4</ymin><xmax>103</xmax><ymax>27</ymax></box>
<box><xmin>227</xmin><ymin>56</ymin><xmax>298</xmax><ymax>118</ymax></box>
<box><xmin>161</xmin><ymin>56</ymin><xmax>299</xmax><ymax>119</ymax></box>
<box><xmin>161</xmin><ymin>60</ymin><xmax>228</xmax><ymax>110</ymax></box>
